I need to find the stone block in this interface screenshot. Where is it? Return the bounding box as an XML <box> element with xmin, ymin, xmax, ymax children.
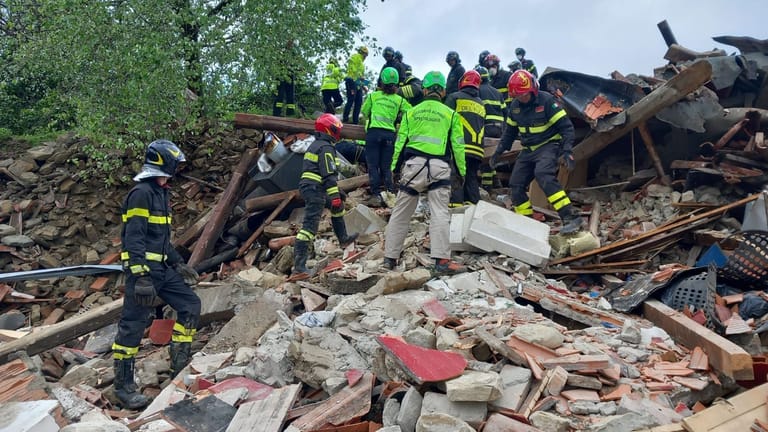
<box><xmin>420</xmin><ymin>391</ymin><xmax>486</xmax><ymax>429</ymax></box>
<box><xmin>464</xmin><ymin>201</ymin><xmax>550</xmax><ymax>266</ymax></box>
<box><xmin>445</xmin><ymin>370</ymin><xmax>503</xmax><ymax>402</ymax></box>
<box><xmin>416</xmin><ymin>413</ymin><xmax>475</xmax><ymax>432</ymax></box>
<box><xmin>344</xmin><ymin>204</ymin><xmax>387</xmax><ymax>235</ymax></box>
<box><xmin>397</xmin><ymin>386</ymin><xmax>422</xmax><ymax>432</ymax></box>
<box><xmin>490</xmin><ymin>365</ymin><xmax>532</xmax><ymax>412</ymax></box>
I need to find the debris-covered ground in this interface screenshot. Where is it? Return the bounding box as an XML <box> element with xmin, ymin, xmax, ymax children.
<box><xmin>2</xmin><ymin>33</ymin><xmax>768</xmax><ymax>432</ymax></box>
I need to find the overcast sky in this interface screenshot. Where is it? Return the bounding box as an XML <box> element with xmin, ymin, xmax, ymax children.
<box><xmin>359</xmin><ymin>0</ymin><xmax>765</xmax><ymax>80</ymax></box>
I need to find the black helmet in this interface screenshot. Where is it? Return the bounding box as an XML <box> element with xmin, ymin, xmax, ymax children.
<box><xmin>383</xmin><ymin>46</ymin><xmax>395</xmax><ymax>60</ymax></box>
<box><xmin>446</xmin><ymin>51</ymin><xmax>460</xmax><ymax>63</ymax></box>
<box><xmin>515</xmin><ymin>47</ymin><xmax>526</xmax><ymax>57</ymax></box>
<box><xmin>478</xmin><ymin>50</ymin><xmax>490</xmax><ymax>65</ymax></box>
<box><xmin>134</xmin><ymin>139</ymin><xmax>186</xmax><ymax>181</ymax></box>
<box><xmin>474</xmin><ymin>66</ymin><xmax>489</xmax><ymax>83</ymax></box>
<box><xmin>394</xmin><ymin>50</ymin><xmax>403</xmax><ymax>62</ymax></box>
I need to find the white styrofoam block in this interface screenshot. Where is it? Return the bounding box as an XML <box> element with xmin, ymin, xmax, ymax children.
<box><xmin>0</xmin><ymin>400</ymin><xmax>59</xmax><ymax>432</ymax></box>
<box><xmin>344</xmin><ymin>204</ymin><xmax>387</xmax><ymax>235</ymax></box>
<box><xmin>465</xmin><ymin>201</ymin><xmax>551</xmax><ymax>266</ymax></box>
<box><xmin>449</xmin><ymin>207</ymin><xmax>482</xmax><ymax>252</ymax></box>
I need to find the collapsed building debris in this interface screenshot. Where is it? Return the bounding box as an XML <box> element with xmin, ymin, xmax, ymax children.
<box><xmin>2</xmin><ymin>26</ymin><xmax>768</xmax><ymax>432</ymax></box>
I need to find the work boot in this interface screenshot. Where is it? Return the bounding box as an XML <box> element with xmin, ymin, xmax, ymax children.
<box><xmin>290</xmin><ymin>239</ymin><xmax>311</xmax><ymax>280</ymax></box>
<box><xmin>434</xmin><ymin>258</ymin><xmax>468</xmax><ymax>275</ymax></box>
<box><xmin>365</xmin><ymin>194</ymin><xmax>385</xmax><ymax>208</ymax></box>
<box><xmin>331</xmin><ymin>217</ymin><xmax>359</xmax><ymax>247</ymax></box>
<box><xmin>383</xmin><ymin>257</ymin><xmax>398</xmax><ymax>270</ymax></box>
<box><xmin>560</xmin><ymin>209</ymin><xmax>583</xmax><ymax>235</ymax></box>
<box><xmin>113</xmin><ymin>358</ymin><xmax>149</xmax><ymax>409</ymax></box>
<box><xmin>169</xmin><ymin>341</ymin><xmax>192</xmax><ymax>377</ymax></box>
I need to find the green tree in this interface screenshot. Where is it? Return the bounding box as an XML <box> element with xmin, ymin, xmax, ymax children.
<box><xmin>1</xmin><ymin>0</ymin><xmax>369</xmax><ymax>145</ymax></box>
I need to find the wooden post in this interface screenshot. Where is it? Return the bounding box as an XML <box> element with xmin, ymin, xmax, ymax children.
<box><xmin>637</xmin><ymin>122</ymin><xmax>671</xmax><ymax>185</ymax></box>
<box><xmin>573</xmin><ymin>60</ymin><xmax>712</xmax><ymax>162</ymax></box>
<box><xmin>245</xmin><ymin>175</ymin><xmax>369</xmax><ymax>212</ymax></box>
<box><xmin>188</xmin><ymin>148</ymin><xmax>258</xmax><ymax>267</ymax></box>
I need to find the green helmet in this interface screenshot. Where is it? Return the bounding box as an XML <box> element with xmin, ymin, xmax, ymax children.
<box><xmin>381</xmin><ymin>67</ymin><xmax>399</xmax><ymax>85</ymax></box>
<box><xmin>422</xmin><ymin>71</ymin><xmax>446</xmax><ymax>90</ymax></box>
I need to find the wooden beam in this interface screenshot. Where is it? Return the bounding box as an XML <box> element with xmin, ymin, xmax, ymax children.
<box><xmin>173</xmin><ymin>207</ymin><xmax>213</xmax><ymax>248</ymax></box>
<box><xmin>551</xmin><ymin>193</ymin><xmax>760</xmax><ymax>265</ymax></box>
<box><xmin>234</xmin><ymin>114</ymin><xmax>366</xmax><ymax>140</ymax></box>
<box><xmin>245</xmin><ymin>175</ymin><xmax>369</xmax><ymax>212</ymax></box>
<box><xmin>188</xmin><ymin>148</ymin><xmax>258</xmax><ymax>267</ymax></box>
<box><xmin>643</xmin><ymin>300</ymin><xmax>753</xmax><ymax>380</ymax></box>
<box><xmin>0</xmin><ymin>299</ymin><xmax>124</xmax><ymax>363</ymax></box>
<box><xmin>573</xmin><ymin>60</ymin><xmax>712</xmax><ymax>161</ymax></box>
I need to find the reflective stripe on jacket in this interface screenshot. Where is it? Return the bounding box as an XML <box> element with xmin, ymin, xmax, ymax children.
<box><xmin>300</xmin><ymin>134</ymin><xmax>341</xmax><ymax>198</ymax></box>
<box><xmin>121</xmin><ymin>180</ymin><xmax>182</xmax><ymax>274</ymax></box>
<box><xmin>497</xmin><ymin>90</ymin><xmax>575</xmax><ymax>154</ymax></box>
<box><xmin>445</xmin><ymin>88</ymin><xmax>486</xmax><ymax>160</ymax></box>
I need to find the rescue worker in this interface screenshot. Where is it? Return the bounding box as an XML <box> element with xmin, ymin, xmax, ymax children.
<box><xmin>335</xmin><ymin>139</ymin><xmax>367</xmax><ymax>168</ymax></box>
<box><xmin>475</xmin><ymin>66</ymin><xmax>506</xmax><ymax>191</ymax></box>
<box><xmin>361</xmin><ymin>67</ymin><xmax>412</xmax><ymax>207</ymax></box>
<box><xmin>508</xmin><ymin>60</ymin><xmax>522</xmax><ymax>73</ymax></box>
<box><xmin>515</xmin><ymin>47</ymin><xmax>538</xmax><ymax>78</ymax></box>
<box><xmin>445</xmin><ymin>70</ymin><xmax>485</xmax><ymax>206</ymax></box>
<box><xmin>380</xmin><ymin>46</ymin><xmax>407</xmax><ymax>87</ymax></box>
<box><xmin>343</xmin><ymin>46</ymin><xmax>368</xmax><ymax>124</ymax></box>
<box><xmin>484</xmin><ymin>54</ymin><xmax>513</xmax><ymax>102</ymax></box>
<box><xmin>291</xmin><ymin>114</ymin><xmax>359</xmax><ymax>280</ymax></box>
<box><xmin>394</xmin><ymin>50</ymin><xmax>412</xmax><ymax>80</ymax></box>
<box><xmin>475</xmin><ymin>50</ymin><xmax>490</xmax><ymax>69</ymax></box>
<box><xmin>383</xmin><ymin>71</ymin><xmax>467</xmax><ymax>274</ymax></box>
<box><xmin>399</xmin><ymin>74</ymin><xmax>424</xmax><ymax>106</ymax></box>
<box><xmin>490</xmin><ymin>70</ymin><xmax>582</xmax><ymax>234</ymax></box>
<box><xmin>445</xmin><ymin>51</ymin><xmax>465</xmax><ymax>96</ymax></box>
<box><xmin>113</xmin><ymin>140</ymin><xmax>201</xmax><ymax>409</ymax></box>
<box><xmin>321</xmin><ymin>58</ymin><xmax>344</xmax><ymax>114</ymax></box>
<box><xmin>273</xmin><ymin>40</ymin><xmax>299</xmax><ymax>117</ymax></box>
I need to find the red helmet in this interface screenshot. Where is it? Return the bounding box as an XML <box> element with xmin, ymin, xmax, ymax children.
<box><xmin>315</xmin><ymin>113</ymin><xmax>343</xmax><ymax>141</ymax></box>
<box><xmin>484</xmin><ymin>54</ymin><xmax>500</xmax><ymax>68</ymax></box>
<box><xmin>459</xmin><ymin>70</ymin><xmax>481</xmax><ymax>90</ymax></box>
<box><xmin>508</xmin><ymin>70</ymin><xmax>539</xmax><ymax>98</ymax></box>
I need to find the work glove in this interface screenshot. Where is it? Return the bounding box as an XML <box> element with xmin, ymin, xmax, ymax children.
<box><xmin>174</xmin><ymin>262</ymin><xmax>199</xmax><ymax>286</ymax></box>
<box><xmin>330</xmin><ymin>196</ymin><xmax>344</xmax><ymax>213</ymax></box>
<box><xmin>133</xmin><ymin>276</ymin><xmax>157</xmax><ymax>307</ymax></box>
<box><xmin>489</xmin><ymin>153</ymin><xmax>501</xmax><ymax>170</ymax></box>
<box><xmin>558</xmin><ymin>150</ymin><xmax>575</xmax><ymax>172</ymax></box>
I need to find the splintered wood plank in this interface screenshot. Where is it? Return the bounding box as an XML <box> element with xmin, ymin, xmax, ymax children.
<box><xmin>643</xmin><ymin>300</ymin><xmax>753</xmax><ymax>380</ymax></box>
<box><xmin>285</xmin><ymin>373</ymin><xmax>374</xmax><ymax>432</ymax></box>
<box><xmin>682</xmin><ymin>382</ymin><xmax>768</xmax><ymax>431</ymax></box>
<box><xmin>225</xmin><ymin>384</ymin><xmax>301</xmax><ymax>432</ymax></box>
<box><xmin>376</xmin><ymin>335</ymin><xmax>466</xmax><ymax>384</ymax></box>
